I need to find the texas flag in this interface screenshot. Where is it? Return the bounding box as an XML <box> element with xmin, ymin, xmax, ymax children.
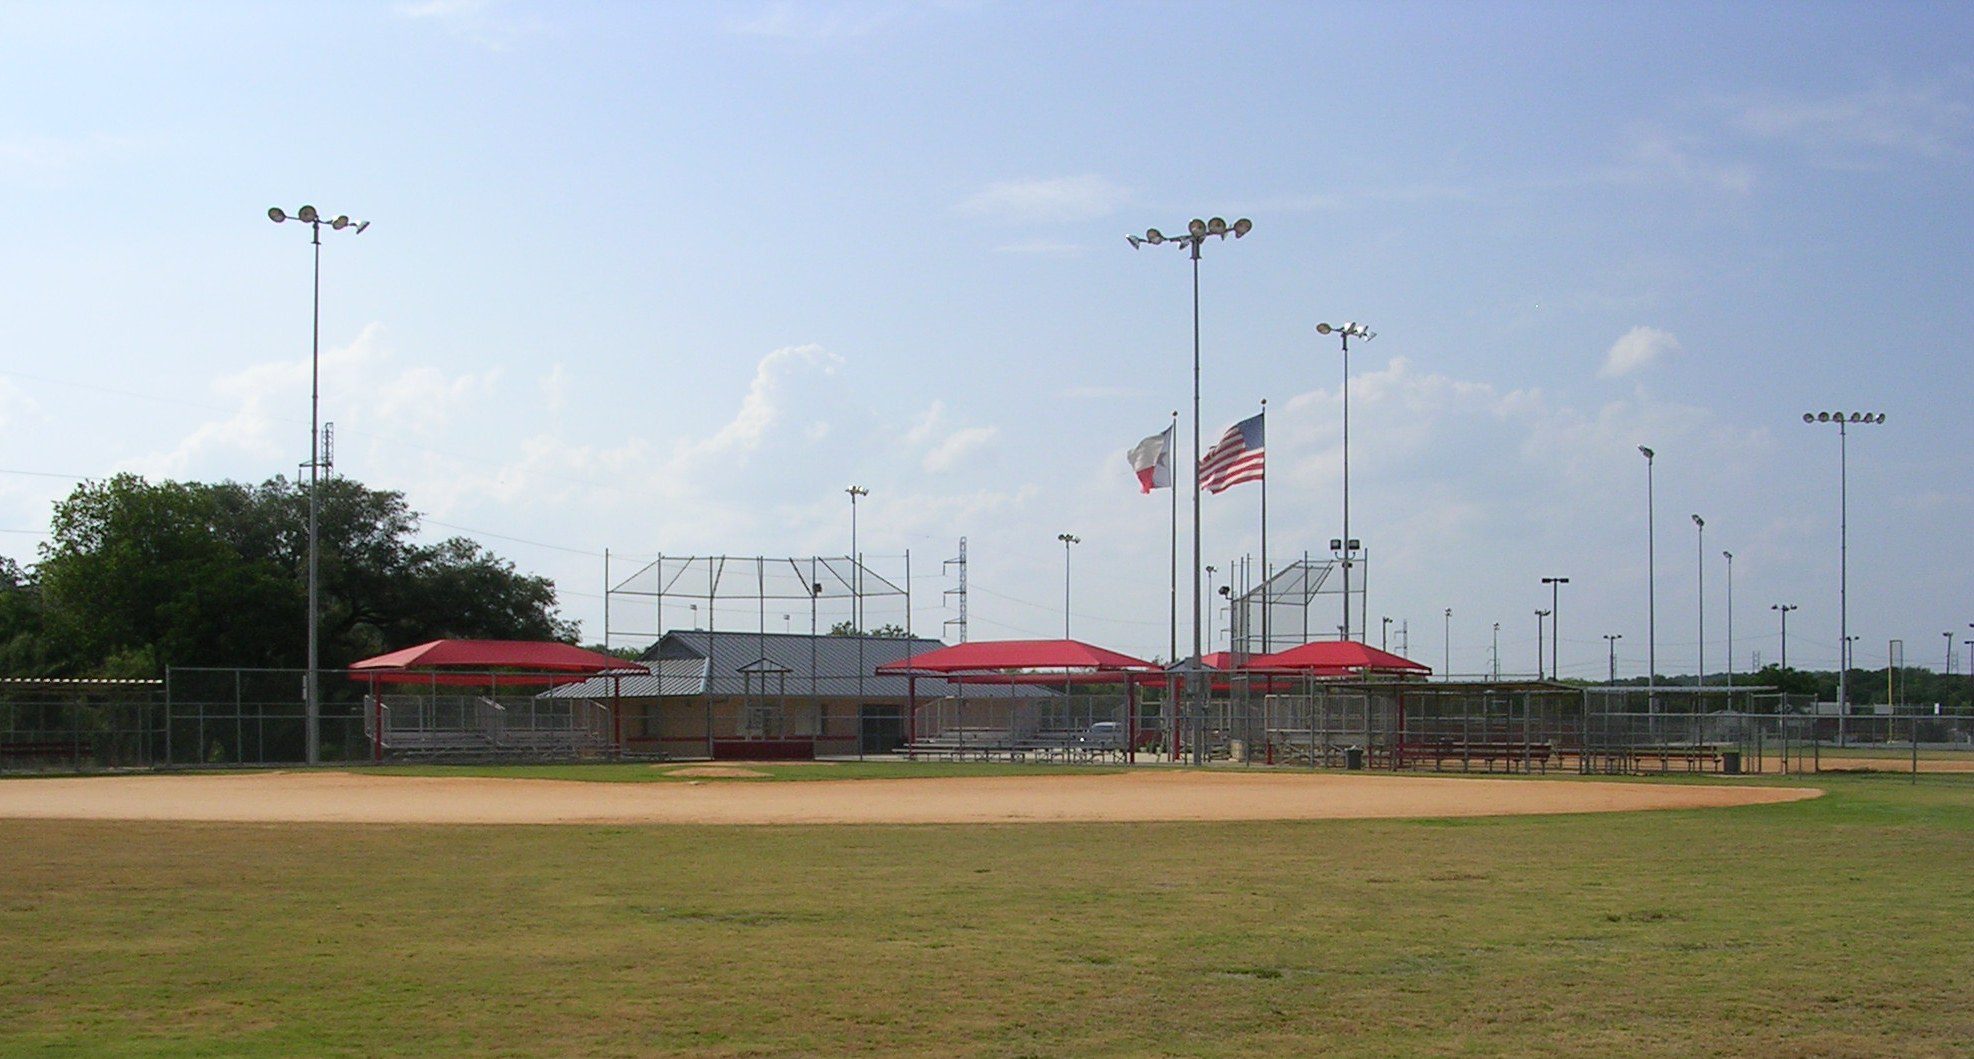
<box><xmin>1127</xmin><ymin>425</ymin><xmax>1174</xmax><ymax>493</ymax></box>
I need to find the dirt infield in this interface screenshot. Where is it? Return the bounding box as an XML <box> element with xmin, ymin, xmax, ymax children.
<box><xmin>0</xmin><ymin>769</ymin><xmax>1817</xmax><ymax>826</ymax></box>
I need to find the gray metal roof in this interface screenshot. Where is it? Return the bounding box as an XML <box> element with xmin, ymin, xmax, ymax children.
<box><xmin>545</xmin><ymin>631</ymin><xmax>1038</xmax><ymax>699</ymax></box>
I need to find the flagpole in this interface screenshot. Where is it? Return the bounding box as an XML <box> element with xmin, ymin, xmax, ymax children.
<box><xmin>1168</xmin><ymin>412</ymin><xmax>1178</xmax><ymax>665</ymax></box>
<box><xmin>1258</xmin><ymin>398</ymin><xmax>1268</xmax><ymax>656</ymax></box>
<box><xmin>1168</xmin><ymin>411</ymin><xmax>1179</xmax><ymax>762</ymax></box>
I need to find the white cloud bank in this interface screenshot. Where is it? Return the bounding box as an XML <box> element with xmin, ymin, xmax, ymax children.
<box><xmin>958</xmin><ymin>175</ymin><xmax>1131</xmax><ymax>225</ymax></box>
<box><xmin>1600</xmin><ymin>326</ymin><xmax>1680</xmax><ymax>378</ymax></box>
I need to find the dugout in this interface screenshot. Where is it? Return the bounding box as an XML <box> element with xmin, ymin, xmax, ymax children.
<box><xmin>543</xmin><ymin>630</ymin><xmax>1039</xmax><ymax>760</ymax></box>
<box><xmin>351</xmin><ymin>640</ymin><xmax>646</xmax><ymax>760</ymax></box>
<box><xmin>878</xmin><ymin>639</ymin><xmax>1163</xmax><ymax>762</ymax></box>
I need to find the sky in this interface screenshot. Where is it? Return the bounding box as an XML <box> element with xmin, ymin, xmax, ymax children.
<box><xmin>2</xmin><ymin>1</ymin><xmax>1971</xmax><ymax>682</ymax></box>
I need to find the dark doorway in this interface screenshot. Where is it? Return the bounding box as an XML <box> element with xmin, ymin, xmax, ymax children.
<box><xmin>859</xmin><ymin>705</ymin><xmax>905</xmax><ymax>755</ymax></box>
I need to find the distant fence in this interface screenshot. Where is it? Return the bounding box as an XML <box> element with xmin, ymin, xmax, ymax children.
<box><xmin>0</xmin><ymin>669</ymin><xmax>366</xmax><ymax>771</ymax></box>
<box><xmin>4</xmin><ymin>669</ymin><xmax>1971</xmax><ymax>772</ymax></box>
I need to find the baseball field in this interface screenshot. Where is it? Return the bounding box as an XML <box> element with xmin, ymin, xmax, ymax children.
<box><xmin>1</xmin><ymin>763</ymin><xmax>1969</xmax><ymax>1056</ymax></box>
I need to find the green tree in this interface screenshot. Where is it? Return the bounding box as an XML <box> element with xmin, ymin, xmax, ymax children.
<box><xmin>30</xmin><ymin>474</ymin><xmax>576</xmax><ymax>676</ymax></box>
<box><xmin>827</xmin><ymin>621</ymin><xmax>911</xmax><ymax>638</ymax></box>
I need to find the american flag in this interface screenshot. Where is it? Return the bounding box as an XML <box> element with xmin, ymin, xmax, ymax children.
<box><xmin>1198</xmin><ymin>413</ymin><xmax>1264</xmax><ymax>493</ymax></box>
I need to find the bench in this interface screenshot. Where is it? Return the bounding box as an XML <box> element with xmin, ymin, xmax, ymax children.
<box><xmin>1632</xmin><ymin>745</ymin><xmax>1723</xmax><ymax>773</ymax></box>
<box><xmin>1399</xmin><ymin>740</ymin><xmax>1555</xmax><ymax>773</ymax></box>
<box><xmin>0</xmin><ymin>739</ymin><xmax>81</xmax><ymax>765</ymax></box>
<box><xmin>1574</xmin><ymin>745</ymin><xmax>1725</xmax><ymax>774</ymax></box>
<box><xmin>902</xmin><ymin>735</ymin><xmax>1024</xmax><ymax>762</ymax></box>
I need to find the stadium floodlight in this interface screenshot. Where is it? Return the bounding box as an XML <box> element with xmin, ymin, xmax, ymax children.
<box><xmin>1125</xmin><ymin>214</ymin><xmax>1254</xmax><ymax>764</ymax></box>
<box><xmin>267</xmin><ymin>203</ymin><xmax>369</xmax><ymax>765</ymax></box>
<box><xmin>1318</xmin><ymin>320</ymin><xmax>1376</xmax><ymax>641</ymax></box>
<box><xmin>1800</xmin><ymin>409</ymin><xmax>1886</xmax><ymax>743</ymax></box>
<box><xmin>1723</xmin><ymin>550</ymin><xmax>1735</xmax><ymax>685</ymax></box>
<box><xmin>846</xmin><ymin>486</ymin><xmax>870</xmax><ymax>630</ymax></box>
<box><xmin>1536</xmin><ymin>610</ymin><xmax>1551</xmax><ymax>679</ymax></box>
<box><xmin>1057</xmin><ymin>533</ymin><xmax>1082</xmax><ymax>639</ymax></box>
<box><xmin>1542</xmin><ymin>577</ymin><xmax>1570</xmax><ymax>681</ymax></box>
<box><xmin>1771</xmin><ymin>604</ymin><xmax>1798</xmax><ymax>669</ymax></box>
<box><xmin>1639</xmin><ymin>445</ymin><xmax>1656</xmax><ymax>706</ymax></box>
<box><xmin>1691</xmin><ymin>515</ymin><xmax>1705</xmax><ymax>687</ymax></box>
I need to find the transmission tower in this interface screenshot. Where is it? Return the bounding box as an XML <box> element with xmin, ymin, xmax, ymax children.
<box><xmin>943</xmin><ymin>537</ymin><xmax>968</xmax><ymax>643</ymax></box>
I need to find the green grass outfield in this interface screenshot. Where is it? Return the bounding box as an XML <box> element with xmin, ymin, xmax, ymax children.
<box><xmin>1</xmin><ymin>767</ymin><xmax>1970</xmax><ymax>1057</ymax></box>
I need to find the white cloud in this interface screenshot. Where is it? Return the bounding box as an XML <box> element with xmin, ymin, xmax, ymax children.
<box><xmin>923</xmin><ymin>426</ymin><xmax>997</xmax><ymax>473</ymax></box>
<box><xmin>1261</xmin><ymin>183</ymin><xmax>1477</xmax><ymax>212</ymax></box>
<box><xmin>1600</xmin><ymin>326</ymin><xmax>1680</xmax><ymax>378</ymax></box>
<box><xmin>1060</xmin><ymin>385</ymin><xmax>1150</xmax><ymax>401</ymax></box>
<box><xmin>688</xmin><ymin>344</ymin><xmax>843</xmax><ymax>459</ymax></box>
<box><xmin>992</xmin><ymin>240</ymin><xmax>1085</xmax><ymax>256</ymax></box>
<box><xmin>1734</xmin><ymin>84</ymin><xmax>1970</xmax><ymax>159</ymax></box>
<box><xmin>903</xmin><ymin>400</ymin><xmax>945</xmax><ymax>448</ymax></box>
<box><xmin>958</xmin><ymin>175</ymin><xmax>1130</xmax><ymax>225</ymax></box>
<box><xmin>903</xmin><ymin>399</ymin><xmax>996</xmax><ymax>472</ymax></box>
<box><xmin>393</xmin><ymin>0</ymin><xmax>544</xmax><ymax>50</ymax></box>
<box><xmin>729</xmin><ymin>1</ymin><xmax>899</xmax><ymax>41</ymax></box>
<box><xmin>126</xmin><ymin>324</ymin><xmax>504</xmax><ymax>480</ymax></box>
<box><xmin>0</xmin><ymin>133</ymin><xmax>143</xmax><ymax>185</ymax></box>
<box><xmin>1607</xmin><ymin>131</ymin><xmax>1755</xmax><ymax>194</ymax></box>
<box><xmin>0</xmin><ymin>378</ymin><xmax>41</xmax><ymax>431</ymax></box>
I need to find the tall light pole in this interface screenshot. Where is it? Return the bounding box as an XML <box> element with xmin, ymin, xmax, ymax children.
<box><xmin>1204</xmin><ymin>565</ymin><xmax>1218</xmax><ymax>652</ymax></box>
<box><xmin>1692</xmin><ymin>514</ymin><xmax>1706</xmax><ymax>688</ymax></box>
<box><xmin>1535</xmin><ymin>610</ymin><xmax>1550</xmax><ymax>679</ymax></box>
<box><xmin>1129</xmin><ymin>216</ymin><xmax>1252</xmax><ymax>766</ymax></box>
<box><xmin>1381</xmin><ymin>616</ymin><xmax>1392</xmax><ymax>653</ymax></box>
<box><xmin>1946</xmin><ymin>632</ymin><xmax>1956</xmax><ymax>676</ymax></box>
<box><xmin>1604</xmin><ymin>633</ymin><xmax>1622</xmax><ymax>684</ymax></box>
<box><xmin>1723</xmin><ymin>550</ymin><xmax>1735</xmax><ymax>685</ymax></box>
<box><xmin>1491</xmin><ymin>622</ymin><xmax>1501</xmax><ymax>682</ymax></box>
<box><xmin>1541</xmin><ymin>577</ymin><xmax>1569</xmax><ymax>681</ymax></box>
<box><xmin>1442</xmin><ymin>607</ymin><xmax>1452</xmax><ymax>678</ymax></box>
<box><xmin>269</xmin><ymin>204</ymin><xmax>367</xmax><ymax>766</ymax></box>
<box><xmin>1802</xmin><ymin>411</ymin><xmax>1885</xmax><ymax>744</ymax></box>
<box><xmin>846</xmin><ymin>486</ymin><xmax>868</xmax><ymax>631</ymax></box>
<box><xmin>1772</xmin><ymin>604</ymin><xmax>1798</xmax><ymax>670</ymax></box>
<box><xmin>1316</xmin><ymin>321</ymin><xmax>1373</xmax><ymax>640</ymax></box>
<box><xmin>1057</xmin><ymin>534</ymin><xmax>1081</xmax><ymax>639</ymax></box>
<box><xmin>1639</xmin><ymin>446</ymin><xmax>1657</xmax><ymax>707</ymax></box>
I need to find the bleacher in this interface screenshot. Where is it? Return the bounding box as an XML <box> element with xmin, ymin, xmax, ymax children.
<box><xmin>900</xmin><ymin>728</ymin><xmax>1130</xmax><ymax>763</ymax></box>
<box><xmin>366</xmin><ymin>696</ymin><xmax>616</xmax><ymax>760</ymax></box>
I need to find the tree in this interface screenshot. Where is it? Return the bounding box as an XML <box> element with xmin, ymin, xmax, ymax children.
<box><xmin>828</xmin><ymin>621</ymin><xmax>911</xmax><ymax>638</ymax></box>
<box><xmin>29</xmin><ymin>474</ymin><xmax>576</xmax><ymax>676</ymax></box>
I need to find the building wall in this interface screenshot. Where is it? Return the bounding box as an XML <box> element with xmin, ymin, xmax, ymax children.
<box><xmin>620</xmin><ymin>695</ymin><xmax>915</xmax><ymax>756</ymax></box>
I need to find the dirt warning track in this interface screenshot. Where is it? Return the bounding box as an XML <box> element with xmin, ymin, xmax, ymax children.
<box><xmin>0</xmin><ymin>769</ymin><xmax>1817</xmax><ymax>826</ymax></box>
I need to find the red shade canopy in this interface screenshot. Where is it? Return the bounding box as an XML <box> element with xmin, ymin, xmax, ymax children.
<box><xmin>350</xmin><ymin>640</ymin><xmax>648</xmax><ymax>674</ymax></box>
<box><xmin>1247</xmin><ymin>640</ymin><xmax>1430</xmax><ymax>675</ymax></box>
<box><xmin>877</xmin><ymin>639</ymin><xmax>1159</xmax><ymax>676</ymax></box>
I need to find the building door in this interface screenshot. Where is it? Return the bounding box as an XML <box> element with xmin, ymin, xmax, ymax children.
<box><xmin>860</xmin><ymin>705</ymin><xmax>905</xmax><ymax>755</ymax></box>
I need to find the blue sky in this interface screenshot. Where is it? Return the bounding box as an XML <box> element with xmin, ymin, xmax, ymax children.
<box><xmin>2</xmin><ymin>1</ymin><xmax>1970</xmax><ymax>680</ymax></box>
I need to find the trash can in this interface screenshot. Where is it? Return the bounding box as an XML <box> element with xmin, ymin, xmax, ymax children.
<box><xmin>1345</xmin><ymin>745</ymin><xmax>1365</xmax><ymax>771</ymax></box>
<box><xmin>1721</xmin><ymin>749</ymin><xmax>1742</xmax><ymax>775</ymax></box>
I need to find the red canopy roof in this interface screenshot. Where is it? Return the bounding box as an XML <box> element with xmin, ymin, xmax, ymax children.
<box><xmin>1247</xmin><ymin>640</ymin><xmax>1430</xmax><ymax>675</ymax></box>
<box><xmin>877</xmin><ymin>639</ymin><xmax>1158</xmax><ymax>676</ymax></box>
<box><xmin>350</xmin><ymin>640</ymin><xmax>648</xmax><ymax>674</ymax></box>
